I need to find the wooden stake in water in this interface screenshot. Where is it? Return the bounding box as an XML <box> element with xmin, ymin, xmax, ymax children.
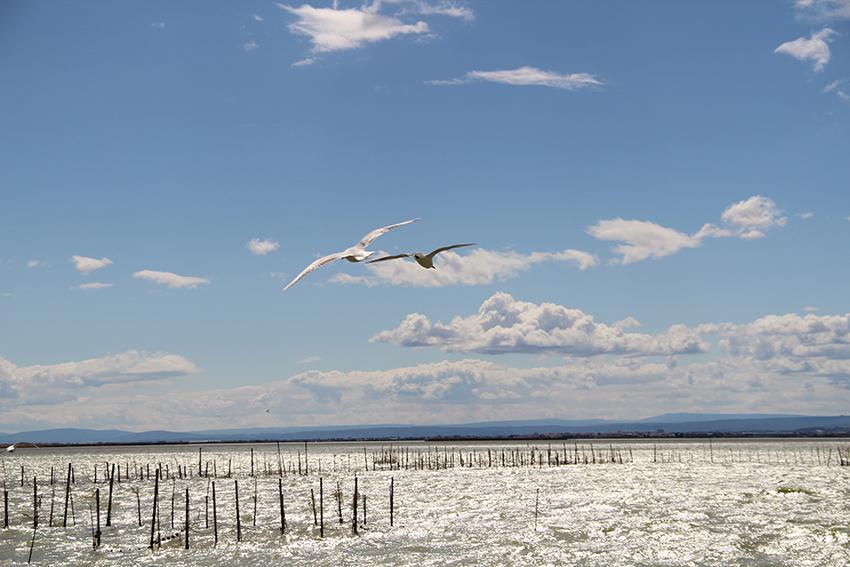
<box><xmin>106</xmin><ymin>463</ymin><xmax>115</xmax><ymax>527</ymax></box>
<box><xmin>389</xmin><ymin>477</ymin><xmax>394</xmax><ymax>527</ymax></box>
<box><xmin>319</xmin><ymin>477</ymin><xmax>324</xmax><ymax>538</ymax></box>
<box><xmin>235</xmin><ymin>480</ymin><xmax>242</xmax><ymax>543</ymax></box>
<box><xmin>352</xmin><ymin>476</ymin><xmax>358</xmax><ymax>535</ymax></box>
<box><xmin>149</xmin><ymin>469</ymin><xmax>159</xmax><ymax>550</ymax></box>
<box><xmin>534</xmin><ymin>488</ymin><xmax>539</xmax><ymax>530</ymax></box>
<box><xmin>62</xmin><ymin>463</ymin><xmax>71</xmax><ymax>528</ymax></box>
<box><xmin>212</xmin><ymin>481</ymin><xmax>218</xmax><ymax>546</ymax></box>
<box><xmin>184</xmin><ymin>487</ymin><xmax>189</xmax><ymax>550</ymax></box>
<box><xmin>278</xmin><ymin>478</ymin><xmax>286</xmax><ymax>535</ymax></box>
<box><xmin>94</xmin><ymin>488</ymin><xmax>101</xmax><ymax>548</ymax></box>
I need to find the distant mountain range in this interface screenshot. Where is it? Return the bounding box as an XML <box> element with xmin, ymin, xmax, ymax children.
<box><xmin>1</xmin><ymin>413</ymin><xmax>848</xmax><ymax>445</ymax></box>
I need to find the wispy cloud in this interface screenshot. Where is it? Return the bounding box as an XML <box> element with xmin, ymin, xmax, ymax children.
<box><xmin>243</xmin><ymin>40</ymin><xmax>260</xmax><ymax>52</ymax></box>
<box><xmin>589</xmin><ymin>195</ymin><xmax>786</xmax><ymax>264</ymax></box>
<box><xmin>775</xmin><ymin>28</ymin><xmax>835</xmax><ymax>72</ymax></box>
<box><xmin>800</xmin><ymin>211</ymin><xmax>815</xmax><ymax>220</ymax></box>
<box><xmin>151</xmin><ymin>21</ymin><xmax>166</xmax><ymax>30</ymax></box>
<box><xmin>253</xmin><ymin>14</ymin><xmax>264</xmax><ymax>22</ymax></box>
<box><xmin>793</xmin><ymin>0</ymin><xmax>850</xmax><ymax>21</ymax></box>
<box><xmin>390</xmin><ymin>0</ymin><xmax>474</xmax><ymax>21</ymax></box>
<box><xmin>428</xmin><ymin>66</ymin><xmax>603</xmax><ymax>90</ymax></box>
<box><xmin>133</xmin><ymin>269</ymin><xmax>210</xmax><ymax>289</ymax></box>
<box><xmin>298</xmin><ymin>356</ymin><xmax>322</xmax><ymax>365</ymax></box>
<box><xmin>71</xmin><ymin>255</ymin><xmax>113</xmax><ymax>275</ymax></box>
<box><xmin>823</xmin><ymin>79</ymin><xmax>850</xmax><ymax>101</ymax></box>
<box><xmin>26</xmin><ymin>260</ymin><xmax>44</xmax><ymax>268</ymax></box>
<box><xmin>331</xmin><ymin>247</ymin><xmax>597</xmax><ymax>288</ymax></box>
<box><xmin>247</xmin><ymin>238</ymin><xmax>280</xmax><ymax>256</ymax></box>
<box><xmin>76</xmin><ymin>282</ymin><xmax>113</xmax><ymax>291</ymax></box>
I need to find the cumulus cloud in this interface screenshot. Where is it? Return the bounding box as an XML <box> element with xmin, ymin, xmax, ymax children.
<box><xmin>589</xmin><ymin>195</ymin><xmax>786</xmax><ymax>264</ymax></box>
<box><xmin>26</xmin><ymin>260</ymin><xmax>43</xmax><ymax>268</ymax></box>
<box><xmin>76</xmin><ymin>282</ymin><xmax>113</xmax><ymax>291</ymax></box>
<box><xmin>330</xmin><ymin>247</ymin><xmax>597</xmax><ymax>288</ymax></box>
<box><xmin>71</xmin><ymin>255</ymin><xmax>113</xmax><ymax>275</ymax></box>
<box><xmin>775</xmin><ymin>28</ymin><xmax>835</xmax><ymax>72</ymax></box>
<box><xmin>0</xmin><ymin>351</ymin><xmax>198</xmax><ymax>407</ymax></box>
<box><xmin>133</xmin><ymin>269</ymin><xmax>210</xmax><ymax>289</ymax></box>
<box><xmin>279</xmin><ymin>2</ymin><xmax>429</xmax><ymax>53</ymax></box>
<box><xmin>428</xmin><ymin>66</ymin><xmax>603</xmax><ymax>90</ymax></box>
<box><xmin>372</xmin><ymin>292</ymin><xmax>707</xmax><ymax>356</ymax></box>
<box><xmin>247</xmin><ymin>238</ymin><xmax>280</xmax><ymax>255</ymax></box>
<box><xmin>717</xmin><ymin>195</ymin><xmax>787</xmax><ymax>239</ymax></box>
<box><xmin>720</xmin><ymin>312</ymin><xmax>850</xmax><ymax>361</ymax></box>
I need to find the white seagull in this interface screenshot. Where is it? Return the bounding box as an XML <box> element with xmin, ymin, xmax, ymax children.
<box><xmin>366</xmin><ymin>243</ymin><xmax>476</xmax><ymax>269</ymax></box>
<box><xmin>283</xmin><ymin>218</ymin><xmax>419</xmax><ymax>290</ymax></box>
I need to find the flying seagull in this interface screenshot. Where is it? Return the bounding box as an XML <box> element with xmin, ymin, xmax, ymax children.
<box><xmin>283</xmin><ymin>218</ymin><xmax>419</xmax><ymax>290</ymax></box>
<box><xmin>366</xmin><ymin>243</ymin><xmax>476</xmax><ymax>269</ymax></box>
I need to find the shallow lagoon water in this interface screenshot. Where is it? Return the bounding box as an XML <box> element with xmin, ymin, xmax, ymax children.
<box><xmin>0</xmin><ymin>439</ymin><xmax>848</xmax><ymax>566</ymax></box>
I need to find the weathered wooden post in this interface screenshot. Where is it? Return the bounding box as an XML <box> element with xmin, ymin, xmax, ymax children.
<box><xmin>94</xmin><ymin>488</ymin><xmax>101</xmax><ymax>548</ymax></box>
<box><xmin>352</xmin><ymin>476</ymin><xmax>358</xmax><ymax>535</ymax></box>
<box><xmin>319</xmin><ymin>477</ymin><xmax>324</xmax><ymax>538</ymax></box>
<box><xmin>390</xmin><ymin>477</ymin><xmax>394</xmax><ymax>527</ymax></box>
<box><xmin>106</xmin><ymin>463</ymin><xmax>115</xmax><ymax>527</ymax></box>
<box><xmin>149</xmin><ymin>469</ymin><xmax>159</xmax><ymax>550</ymax></box>
<box><xmin>184</xmin><ymin>487</ymin><xmax>189</xmax><ymax>550</ymax></box>
<box><xmin>279</xmin><ymin>478</ymin><xmax>286</xmax><ymax>534</ymax></box>
<box><xmin>235</xmin><ymin>480</ymin><xmax>242</xmax><ymax>543</ymax></box>
<box><xmin>62</xmin><ymin>463</ymin><xmax>71</xmax><ymax>528</ymax></box>
<box><xmin>212</xmin><ymin>481</ymin><xmax>218</xmax><ymax>546</ymax></box>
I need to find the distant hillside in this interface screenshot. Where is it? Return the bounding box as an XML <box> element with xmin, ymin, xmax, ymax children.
<box><xmin>1</xmin><ymin>414</ymin><xmax>848</xmax><ymax>445</ymax></box>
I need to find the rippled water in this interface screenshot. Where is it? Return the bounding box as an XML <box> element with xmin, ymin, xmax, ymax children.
<box><xmin>0</xmin><ymin>439</ymin><xmax>848</xmax><ymax>566</ymax></box>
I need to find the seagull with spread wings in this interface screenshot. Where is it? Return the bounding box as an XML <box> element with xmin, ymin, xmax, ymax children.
<box><xmin>283</xmin><ymin>218</ymin><xmax>419</xmax><ymax>290</ymax></box>
<box><xmin>366</xmin><ymin>243</ymin><xmax>476</xmax><ymax>269</ymax></box>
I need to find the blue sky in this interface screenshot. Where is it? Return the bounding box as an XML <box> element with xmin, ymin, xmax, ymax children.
<box><xmin>1</xmin><ymin>0</ymin><xmax>849</xmax><ymax>431</ymax></box>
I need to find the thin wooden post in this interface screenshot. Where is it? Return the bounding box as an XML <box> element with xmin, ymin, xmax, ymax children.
<box><xmin>4</xmin><ymin>489</ymin><xmax>8</xmax><ymax>528</ymax></box>
<box><xmin>235</xmin><ymin>480</ymin><xmax>242</xmax><ymax>543</ymax></box>
<box><xmin>106</xmin><ymin>463</ymin><xmax>115</xmax><ymax>527</ymax></box>
<box><xmin>250</xmin><ymin>448</ymin><xmax>254</xmax><ymax>477</ymax></box>
<box><xmin>319</xmin><ymin>477</ymin><xmax>324</xmax><ymax>538</ymax></box>
<box><xmin>390</xmin><ymin>477</ymin><xmax>394</xmax><ymax>527</ymax></box>
<box><xmin>94</xmin><ymin>488</ymin><xmax>101</xmax><ymax>548</ymax></box>
<box><xmin>184</xmin><ymin>487</ymin><xmax>189</xmax><ymax>550</ymax></box>
<box><xmin>62</xmin><ymin>463</ymin><xmax>71</xmax><ymax>527</ymax></box>
<box><xmin>212</xmin><ymin>481</ymin><xmax>218</xmax><ymax>546</ymax></box>
<box><xmin>278</xmin><ymin>478</ymin><xmax>286</xmax><ymax>534</ymax></box>
<box><xmin>32</xmin><ymin>477</ymin><xmax>38</xmax><ymax>530</ymax></box>
<box><xmin>310</xmin><ymin>488</ymin><xmax>317</xmax><ymax>527</ymax></box>
<box><xmin>253</xmin><ymin>478</ymin><xmax>258</xmax><ymax>527</ymax></box>
<box><xmin>149</xmin><ymin>469</ymin><xmax>159</xmax><ymax>550</ymax></box>
<box><xmin>352</xmin><ymin>476</ymin><xmax>358</xmax><ymax>535</ymax></box>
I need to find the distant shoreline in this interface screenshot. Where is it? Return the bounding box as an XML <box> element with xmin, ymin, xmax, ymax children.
<box><xmin>5</xmin><ymin>431</ymin><xmax>850</xmax><ymax>450</ymax></box>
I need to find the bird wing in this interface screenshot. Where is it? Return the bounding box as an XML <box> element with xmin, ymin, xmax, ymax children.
<box><xmin>357</xmin><ymin>218</ymin><xmax>419</xmax><ymax>248</ymax></box>
<box><xmin>365</xmin><ymin>253</ymin><xmax>413</xmax><ymax>264</ymax></box>
<box><xmin>283</xmin><ymin>252</ymin><xmax>347</xmax><ymax>291</ymax></box>
<box><xmin>428</xmin><ymin>243</ymin><xmax>476</xmax><ymax>257</ymax></box>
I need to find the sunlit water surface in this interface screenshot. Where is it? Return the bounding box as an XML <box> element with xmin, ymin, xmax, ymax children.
<box><xmin>0</xmin><ymin>439</ymin><xmax>848</xmax><ymax>566</ymax></box>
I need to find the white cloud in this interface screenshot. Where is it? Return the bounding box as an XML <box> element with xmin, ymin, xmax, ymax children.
<box><xmin>800</xmin><ymin>211</ymin><xmax>815</xmax><ymax>220</ymax></box>
<box><xmin>721</xmin><ymin>312</ymin><xmax>850</xmax><ymax>361</ymax></box>
<box><xmin>372</xmin><ymin>292</ymin><xmax>707</xmax><ymax>357</ymax></box>
<box><xmin>279</xmin><ymin>2</ymin><xmax>429</xmax><ymax>53</ymax></box>
<box><xmin>26</xmin><ymin>260</ymin><xmax>43</xmax><ymax>268</ymax></box>
<box><xmin>298</xmin><ymin>356</ymin><xmax>322</xmax><ymax>365</ymax></box>
<box><xmin>76</xmin><ymin>282</ymin><xmax>113</xmax><ymax>291</ymax></box>
<box><xmin>331</xmin><ymin>247</ymin><xmax>597</xmax><ymax>288</ymax></box>
<box><xmin>253</xmin><ymin>14</ymin><xmax>264</xmax><ymax>22</ymax></box>
<box><xmin>133</xmin><ymin>269</ymin><xmax>210</xmax><ymax>289</ymax></box>
<box><xmin>429</xmin><ymin>66</ymin><xmax>603</xmax><ymax>90</ymax></box>
<box><xmin>0</xmin><ymin>350</ymin><xmax>198</xmax><ymax>406</ymax></box>
<box><xmin>823</xmin><ymin>79</ymin><xmax>850</xmax><ymax>101</ymax></box>
<box><xmin>589</xmin><ymin>195</ymin><xmax>786</xmax><ymax>264</ymax></box>
<box><xmin>794</xmin><ymin>0</ymin><xmax>850</xmax><ymax>21</ymax></box>
<box><xmin>292</xmin><ymin>57</ymin><xmax>318</xmax><ymax>67</ymax></box>
<box><xmin>587</xmin><ymin>219</ymin><xmax>700</xmax><ymax>264</ymax></box>
<box><xmin>71</xmin><ymin>255</ymin><xmax>113</xmax><ymax>275</ymax></box>
<box><xmin>613</xmin><ymin>316</ymin><xmax>642</xmax><ymax>329</ymax></box>
<box><xmin>389</xmin><ymin>0</ymin><xmax>474</xmax><ymax>21</ymax></box>
<box><xmin>775</xmin><ymin>28</ymin><xmax>835</xmax><ymax>72</ymax></box>
<box><xmin>243</xmin><ymin>40</ymin><xmax>260</xmax><ymax>51</ymax></box>
<box><xmin>718</xmin><ymin>195</ymin><xmax>787</xmax><ymax>239</ymax></box>
<box><xmin>1</xmin><ymin>292</ymin><xmax>12</xmax><ymax>298</ymax></box>
<box><xmin>247</xmin><ymin>238</ymin><xmax>280</xmax><ymax>256</ymax></box>
<box><xmin>151</xmin><ymin>21</ymin><xmax>166</xmax><ymax>29</ymax></box>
